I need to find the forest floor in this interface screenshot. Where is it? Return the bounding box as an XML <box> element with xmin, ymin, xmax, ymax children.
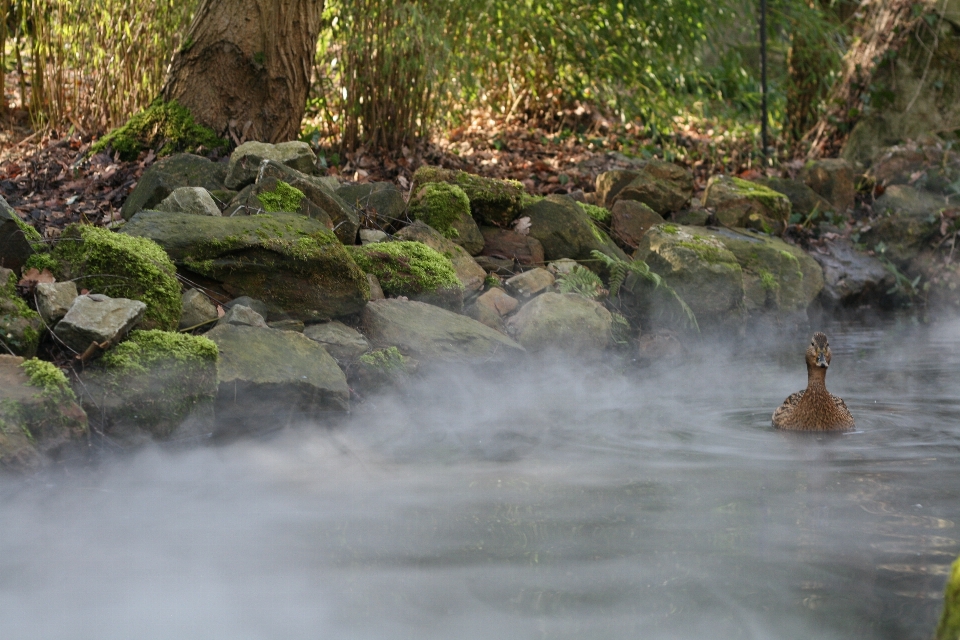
<box><xmin>0</xmin><ymin>102</ymin><xmax>775</xmax><ymax>241</ymax></box>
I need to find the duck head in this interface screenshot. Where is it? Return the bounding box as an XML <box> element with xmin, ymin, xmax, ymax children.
<box><xmin>805</xmin><ymin>332</ymin><xmax>831</xmax><ymax>369</ymax></box>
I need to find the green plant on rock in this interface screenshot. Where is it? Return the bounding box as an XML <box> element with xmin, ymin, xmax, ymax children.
<box><xmin>21</xmin><ymin>358</ymin><xmax>76</xmax><ymax>404</ymax></box>
<box><xmin>581</xmin><ymin>203</ymin><xmax>611</xmax><ymax>225</ymax></box>
<box><xmin>16</xmin><ymin>357</ymin><xmax>86</xmax><ymax>441</ymax></box>
<box><xmin>358</xmin><ymin>346</ymin><xmax>407</xmax><ymax>371</ymax></box>
<box><xmin>257</xmin><ymin>181</ymin><xmax>306</xmax><ymax>213</ymax></box>
<box><xmin>409</xmin><ymin>182</ymin><xmax>470</xmax><ymax>239</ymax></box>
<box><xmin>591</xmin><ymin>250</ymin><xmax>699</xmax><ymax>332</ymax></box>
<box><xmin>557</xmin><ymin>265</ymin><xmax>606</xmax><ymax>300</ymax></box>
<box><xmin>0</xmin><ymin>269</ymin><xmax>42</xmax><ymax>357</ymax></box>
<box><xmin>347</xmin><ymin>241</ymin><xmax>462</xmax><ymax>297</ymax></box>
<box><xmin>23</xmin><ymin>252</ymin><xmax>59</xmax><ymax>273</ymax></box>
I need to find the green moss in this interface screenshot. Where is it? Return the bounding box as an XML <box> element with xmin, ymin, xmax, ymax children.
<box><xmin>101</xmin><ymin>329</ymin><xmax>218</xmax><ymax>373</ymax></box>
<box><xmin>484</xmin><ymin>274</ymin><xmax>501</xmax><ymax>289</ymax></box>
<box><xmin>1</xmin><ymin>270</ymin><xmax>42</xmax><ymax>357</ymax></box>
<box><xmin>660</xmin><ymin>224</ymin><xmax>680</xmax><ymax>235</ymax></box>
<box><xmin>412</xmin><ymin>166</ymin><xmax>525</xmax><ymax>225</ymax></box>
<box><xmin>21</xmin><ymin>359</ymin><xmax>73</xmax><ymax>398</ymax></box>
<box><xmin>676</xmin><ymin>237</ymin><xmax>729</xmax><ymax>264</ymax></box>
<box><xmin>13</xmin><ymin>358</ymin><xmax>86</xmax><ymax>443</ymax></box>
<box><xmin>52</xmin><ymin>224</ymin><xmax>182</xmax><ymax>331</ymax></box>
<box><xmin>23</xmin><ymin>252</ymin><xmax>59</xmax><ymax>273</ymax></box>
<box><xmin>758</xmin><ymin>268</ymin><xmax>780</xmax><ymax>292</ymax></box>
<box><xmin>409</xmin><ymin>182</ymin><xmax>471</xmax><ymax>239</ymax></box>
<box><xmin>581</xmin><ymin>203</ymin><xmax>611</xmax><ymax>224</ymax></box>
<box><xmin>358</xmin><ymin>346</ymin><xmax>407</xmax><ymax>371</ymax></box>
<box><xmin>347</xmin><ymin>241</ymin><xmax>462</xmax><ymax>297</ymax></box>
<box><xmin>90</xmin><ymin>99</ymin><xmax>229</xmax><ymax>161</ymax></box>
<box><xmin>730</xmin><ymin>177</ymin><xmax>790</xmax><ymax>213</ymax></box>
<box><xmin>937</xmin><ymin>555</ymin><xmax>960</xmax><ymax>640</ymax></box>
<box><xmin>257</xmin><ymin>181</ymin><xmax>305</xmax><ymax>213</ymax></box>
<box><xmin>521</xmin><ymin>193</ymin><xmax>544</xmax><ymax>208</ymax></box>
<box><xmin>12</xmin><ymin>215</ymin><xmax>42</xmax><ymax>246</ymax></box>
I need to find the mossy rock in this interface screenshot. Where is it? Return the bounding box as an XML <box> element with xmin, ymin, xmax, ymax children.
<box><xmin>506</xmin><ymin>292</ymin><xmax>612</xmax><ymax>355</ymax></box>
<box><xmin>350</xmin><ymin>346</ymin><xmax>417</xmax><ymax>392</ymax></box>
<box><xmin>613</xmin><ymin>160</ymin><xmax>694</xmax><ymax>215</ymax></box>
<box><xmin>347</xmin><ymin>240</ymin><xmax>465</xmax><ymax>311</ymax></box>
<box><xmin>121</xmin><ymin>211</ymin><xmax>369</xmax><ymax>322</ymax></box>
<box><xmin>703</xmin><ymin>175</ymin><xmax>791</xmax><ymax>234</ymax></box>
<box><xmin>336</xmin><ymin>182</ymin><xmax>407</xmax><ymax>232</ymax></box>
<box><xmin>225</xmin><ymin>179</ymin><xmax>335</xmax><ymax>231</ymax></box>
<box><xmin>51</xmin><ymin>224</ymin><xmax>182</xmax><ymax>331</ymax></box>
<box><xmin>595</xmin><ymin>170</ymin><xmax>642</xmax><ymax>209</ymax></box>
<box><xmin>91</xmin><ymin>99</ymin><xmax>228</xmax><ymax>162</ymax></box>
<box><xmin>0</xmin><ymin>195</ymin><xmax>41</xmax><ymax>273</ymax></box>
<box><xmin>0</xmin><ymin>268</ymin><xmax>42</xmax><ymax>357</ymax></box>
<box><xmin>224</xmin><ymin>141</ymin><xmax>318</xmax><ymax>190</ymax></box>
<box><xmin>0</xmin><ymin>355</ymin><xmax>87</xmax><ymax>472</ymax></box>
<box><xmin>80</xmin><ymin>330</ymin><xmax>218</xmax><ymax>442</ymax></box>
<box><xmin>408</xmin><ymin>182</ymin><xmax>484</xmax><ymax>254</ymax></box>
<box><xmin>412</xmin><ymin>166</ymin><xmax>525</xmax><ymax>227</ymax></box>
<box><xmin>120</xmin><ymin>153</ymin><xmax>228</xmax><ymax>220</ymax></box>
<box><xmin>937</xmin><ymin>554</ymin><xmax>960</xmax><ymax>640</ymax></box>
<box><xmin>394</xmin><ymin>221</ymin><xmax>486</xmax><ymax>293</ymax></box>
<box><xmin>755</xmin><ymin>177</ymin><xmax>834</xmax><ymax>219</ymax></box>
<box><xmin>861</xmin><ymin>184</ymin><xmax>943</xmax><ymax>267</ymax></box>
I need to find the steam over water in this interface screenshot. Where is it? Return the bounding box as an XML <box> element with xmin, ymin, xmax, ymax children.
<box><xmin>2</xmin><ymin>318</ymin><xmax>959</xmax><ymax>639</ymax></box>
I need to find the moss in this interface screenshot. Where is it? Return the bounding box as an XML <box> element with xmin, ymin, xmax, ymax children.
<box><xmin>660</xmin><ymin>224</ymin><xmax>680</xmax><ymax>235</ymax></box>
<box><xmin>409</xmin><ymin>183</ymin><xmax>470</xmax><ymax>239</ymax></box>
<box><xmin>521</xmin><ymin>193</ymin><xmax>544</xmax><ymax>208</ymax></box>
<box><xmin>13</xmin><ymin>358</ymin><xmax>86</xmax><ymax>443</ymax></box>
<box><xmin>358</xmin><ymin>346</ymin><xmax>407</xmax><ymax>371</ymax></box>
<box><xmin>484</xmin><ymin>274</ymin><xmax>501</xmax><ymax>289</ymax></box>
<box><xmin>581</xmin><ymin>203</ymin><xmax>611</xmax><ymax>224</ymax></box>
<box><xmin>730</xmin><ymin>177</ymin><xmax>790</xmax><ymax>212</ymax></box>
<box><xmin>347</xmin><ymin>241</ymin><xmax>463</xmax><ymax>297</ymax></box>
<box><xmin>52</xmin><ymin>224</ymin><xmax>182</xmax><ymax>330</ymax></box>
<box><xmin>676</xmin><ymin>237</ymin><xmax>729</xmax><ymax>264</ymax></box>
<box><xmin>90</xmin><ymin>99</ymin><xmax>229</xmax><ymax>161</ymax></box>
<box><xmin>758</xmin><ymin>268</ymin><xmax>780</xmax><ymax>292</ymax></box>
<box><xmin>12</xmin><ymin>215</ymin><xmax>42</xmax><ymax>246</ymax></box>
<box><xmin>23</xmin><ymin>252</ymin><xmax>59</xmax><ymax>273</ymax></box>
<box><xmin>412</xmin><ymin>166</ymin><xmax>525</xmax><ymax>226</ymax></box>
<box><xmin>257</xmin><ymin>181</ymin><xmax>305</xmax><ymax>213</ymax></box>
<box><xmin>937</xmin><ymin>555</ymin><xmax>960</xmax><ymax>640</ymax></box>
<box><xmin>0</xmin><ymin>270</ymin><xmax>42</xmax><ymax>357</ymax></box>
<box><xmin>21</xmin><ymin>358</ymin><xmax>73</xmax><ymax>399</ymax></box>
<box><xmin>101</xmin><ymin>329</ymin><xmax>218</xmax><ymax>372</ymax></box>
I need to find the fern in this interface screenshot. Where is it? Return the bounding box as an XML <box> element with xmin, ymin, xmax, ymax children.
<box><xmin>557</xmin><ymin>265</ymin><xmax>606</xmax><ymax>300</ymax></box>
<box><xmin>591</xmin><ymin>250</ymin><xmax>700</xmax><ymax>333</ymax></box>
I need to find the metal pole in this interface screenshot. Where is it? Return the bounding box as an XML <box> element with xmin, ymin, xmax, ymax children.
<box><xmin>760</xmin><ymin>0</ymin><xmax>769</xmax><ymax>161</ymax></box>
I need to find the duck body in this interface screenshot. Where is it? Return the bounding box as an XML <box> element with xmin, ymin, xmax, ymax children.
<box><xmin>772</xmin><ymin>332</ymin><xmax>855</xmax><ymax>432</ymax></box>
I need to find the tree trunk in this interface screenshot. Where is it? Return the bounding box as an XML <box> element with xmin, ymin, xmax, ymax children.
<box><xmin>803</xmin><ymin>0</ymin><xmax>920</xmax><ymax>158</ymax></box>
<box><xmin>161</xmin><ymin>0</ymin><xmax>324</xmax><ymax>144</ymax></box>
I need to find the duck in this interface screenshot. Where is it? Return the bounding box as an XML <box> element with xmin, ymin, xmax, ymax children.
<box><xmin>772</xmin><ymin>332</ymin><xmax>855</xmax><ymax>432</ymax></box>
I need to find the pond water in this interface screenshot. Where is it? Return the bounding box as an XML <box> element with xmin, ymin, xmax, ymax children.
<box><xmin>1</xmin><ymin>317</ymin><xmax>958</xmax><ymax>639</ymax></box>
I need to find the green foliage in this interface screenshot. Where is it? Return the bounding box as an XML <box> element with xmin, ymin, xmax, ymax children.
<box><xmin>591</xmin><ymin>249</ymin><xmax>699</xmax><ymax>332</ymax></box>
<box><xmin>90</xmin><ymin>99</ymin><xmax>228</xmax><ymax>161</ymax></box>
<box><xmin>358</xmin><ymin>346</ymin><xmax>407</xmax><ymax>371</ymax></box>
<box><xmin>23</xmin><ymin>253</ymin><xmax>59</xmax><ymax>273</ymax></box>
<box><xmin>347</xmin><ymin>241</ymin><xmax>463</xmax><ymax>297</ymax></box>
<box><xmin>581</xmin><ymin>203</ymin><xmax>611</xmax><ymax>225</ymax></box>
<box><xmin>937</xmin><ymin>555</ymin><xmax>960</xmax><ymax>640</ymax></box>
<box><xmin>257</xmin><ymin>181</ymin><xmax>306</xmax><ymax>213</ymax></box>
<box><xmin>409</xmin><ymin>183</ymin><xmax>470</xmax><ymax>238</ymax></box>
<box><xmin>101</xmin><ymin>329</ymin><xmax>218</xmax><ymax>374</ymax></box>
<box><xmin>557</xmin><ymin>265</ymin><xmax>606</xmax><ymax>300</ymax></box>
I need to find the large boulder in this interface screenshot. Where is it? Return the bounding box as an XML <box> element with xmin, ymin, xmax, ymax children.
<box><xmin>611</xmin><ymin>159</ymin><xmax>694</xmax><ymax>215</ymax></box>
<box><xmin>596</xmin><ymin>170</ymin><xmax>642</xmax><ymax>209</ymax></box>
<box><xmin>412</xmin><ymin>166</ymin><xmax>525</xmax><ymax>226</ymax></box>
<box><xmin>0</xmin><ymin>195</ymin><xmax>40</xmax><ymax>272</ymax></box>
<box><xmin>121</xmin><ymin>153</ymin><xmax>227</xmax><ymax>220</ymax></box>
<box><xmin>0</xmin><ymin>356</ymin><xmax>87</xmax><ymax>471</ymax></box>
<box><xmin>799</xmin><ymin>158</ymin><xmax>857</xmax><ymax>213</ymax></box>
<box><xmin>51</xmin><ymin>224</ymin><xmax>182</xmax><ymax>330</ymax></box>
<box><xmin>224</xmin><ymin>140</ymin><xmax>318</xmax><ymax>189</ymax></box>
<box><xmin>78</xmin><ymin>330</ymin><xmax>218</xmax><ymax>443</ymax></box>
<box><xmin>861</xmin><ymin>184</ymin><xmax>943</xmax><ymax>266</ymax></box>
<box><xmin>479</xmin><ymin>226</ymin><xmax>545</xmax><ymax>267</ymax></box>
<box><xmin>347</xmin><ymin>240</ymin><xmax>465</xmax><ymax>311</ymax></box>
<box><xmin>808</xmin><ymin>239</ymin><xmax>893</xmax><ymax>308</ymax></box>
<box><xmin>755</xmin><ymin>177</ymin><xmax>835</xmax><ymax>219</ymax></box>
<box><xmin>303</xmin><ymin>321</ymin><xmax>370</xmax><ymax>365</ymax></box>
<box><xmin>206</xmin><ymin>323</ymin><xmax>349</xmax><ymax>431</ymax></box>
<box><xmin>703</xmin><ymin>175</ymin><xmax>791</xmax><ymax>233</ymax></box>
<box><xmin>122</xmin><ymin>212</ymin><xmax>369</xmax><ymax>321</ymax></box>
<box><xmin>393</xmin><ymin>221</ymin><xmax>485</xmax><ymax>294</ymax></box>
<box><xmin>361</xmin><ymin>298</ymin><xmax>524</xmax><ymax>364</ymax></box>
<box><xmin>0</xmin><ymin>268</ymin><xmax>42</xmax><ymax>357</ymax></box>
<box><xmin>407</xmin><ymin>182</ymin><xmax>485</xmax><ymax>254</ymax></box>
<box><xmin>506</xmin><ymin>292</ymin><xmax>612</xmax><ymax>355</ymax></box>
<box><xmin>523</xmin><ymin>194</ymin><xmax>627</xmax><ymax>272</ymax></box>
<box><xmin>178</xmin><ymin>288</ymin><xmax>218</xmax><ymax>330</ymax></box>
<box><xmin>53</xmin><ymin>294</ymin><xmax>146</xmax><ymax>353</ymax></box>
<box><xmin>336</xmin><ymin>182</ymin><xmax>406</xmax><ymax>232</ymax></box>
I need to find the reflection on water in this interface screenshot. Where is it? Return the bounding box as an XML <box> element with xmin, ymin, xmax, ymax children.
<box><xmin>1</xmin><ymin>317</ymin><xmax>959</xmax><ymax>639</ymax></box>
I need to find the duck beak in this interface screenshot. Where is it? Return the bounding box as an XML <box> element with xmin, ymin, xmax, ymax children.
<box><xmin>816</xmin><ymin>351</ymin><xmax>828</xmax><ymax>368</ymax></box>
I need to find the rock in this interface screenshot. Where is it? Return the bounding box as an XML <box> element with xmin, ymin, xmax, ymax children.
<box><xmin>861</xmin><ymin>184</ymin><xmax>943</xmax><ymax>266</ymax></box>
<box><xmin>702</xmin><ymin>175</ymin><xmax>791</xmax><ymax>233</ymax></box>
<box><xmin>799</xmin><ymin>159</ymin><xmax>857</xmax><ymax>212</ymax></box>
<box><xmin>206</xmin><ymin>323</ymin><xmax>349</xmax><ymax>430</ymax></box>
<box><xmin>367</xmin><ymin>273</ymin><xmax>385</xmax><ymax>300</ymax></box>
<box><xmin>54</xmin><ymin>294</ymin><xmax>146</xmax><ymax>353</ymax></box>
<box><xmin>121</xmin><ymin>212</ymin><xmax>369</xmax><ymax>321</ymax></box>
<box><xmin>224</xmin><ymin>140</ymin><xmax>317</xmax><ymax>189</ymax></box>
<box><xmin>936</xmin><ymin>555</ymin><xmax>960</xmax><ymax>640</ymax></box>
<box><xmin>121</xmin><ymin>153</ymin><xmax>227</xmax><ymax>220</ymax></box>
<box><xmin>546</xmin><ymin>258</ymin><xmax>578</xmax><ymax>276</ymax></box>
<box><xmin>866</xmin><ymin>142</ymin><xmax>960</xmax><ymax>195</ymax></box>
<box><xmin>0</xmin><ymin>195</ymin><xmax>39</xmax><ymax>272</ymax></box>
<box><xmin>475</xmin><ymin>255</ymin><xmax>515</xmax><ymax>276</ymax></box>
<box><xmin>178</xmin><ymin>288</ymin><xmax>218</xmax><ymax>330</ymax></box>
<box><xmin>254</xmin><ymin>160</ymin><xmax>359</xmax><ymax>244</ymax></box>
<box><xmin>465</xmin><ymin>299</ymin><xmax>505</xmax><ymax>332</ymax></box>
<box><xmin>755</xmin><ymin>177</ymin><xmax>834</xmax><ymax>219</ymax></box>
<box><xmin>808</xmin><ymin>239</ymin><xmax>892</xmax><ymax>308</ymax></box>
<box><xmin>52</xmin><ymin>224</ymin><xmax>182</xmax><ymax>330</ymax></box>
<box><xmin>476</xmin><ymin>287</ymin><xmax>519</xmax><ymax>316</ymax></box>
<box><xmin>303</xmin><ymin>321</ymin><xmax>370</xmax><ymax>364</ymax></box>
<box><xmin>218</xmin><ymin>304</ymin><xmax>268</xmax><ymax>328</ymax></box>
<box><xmin>224</xmin><ymin>178</ymin><xmax>335</xmax><ymax>232</ymax></box>
<box><xmin>672</xmin><ymin>209</ymin><xmax>711</xmax><ymax>226</ymax></box>
<box><xmin>336</xmin><ymin>182</ymin><xmax>407</xmax><ymax>232</ymax></box>
<box><xmin>361</xmin><ymin>298</ymin><xmax>524</xmax><ymax>364</ymax></box>
<box><xmin>79</xmin><ymin>330</ymin><xmax>218</xmax><ymax>442</ymax></box>
<box><xmin>407</xmin><ymin>182</ymin><xmax>485</xmax><ymax>254</ymax></box>
<box><xmin>505</xmin><ymin>267</ymin><xmax>555</xmax><ymax>299</ymax></box>
<box><xmin>523</xmin><ymin>194</ymin><xmax>627</xmax><ymax>272</ymax></box>
<box><xmin>612</xmin><ymin>160</ymin><xmax>694</xmax><ymax>215</ymax></box>
<box><xmin>267</xmin><ymin>319</ymin><xmax>304</xmax><ymax>332</ymax></box>
<box><xmin>596</xmin><ymin>170</ymin><xmax>641</xmax><ymax>209</ymax></box>
<box><xmin>35</xmin><ymin>281</ymin><xmax>78</xmax><ymax>326</ymax></box>
<box><xmin>634</xmin><ymin>224</ymin><xmax>744</xmax><ymax>327</ymax></box>
<box><xmin>0</xmin><ymin>269</ymin><xmax>42</xmax><ymax>357</ymax></box>
<box><xmin>0</xmin><ymin>356</ymin><xmax>87</xmax><ymax>471</ymax></box>
<box><xmin>155</xmin><ymin>186</ymin><xmax>221</xmax><ymax>216</ymax></box>
<box><xmin>351</xmin><ymin>346</ymin><xmax>417</xmax><ymax>392</ymax></box>
<box><xmin>347</xmin><ymin>240</ymin><xmax>465</xmax><ymax>311</ymax></box>
<box><xmin>412</xmin><ymin>166</ymin><xmax>525</xmax><ymax>226</ymax></box>
<box><xmin>479</xmin><ymin>226</ymin><xmax>545</xmax><ymax>267</ymax></box>
<box><xmin>506</xmin><ymin>292</ymin><xmax>612</xmax><ymax>355</ymax></box>
<box><xmin>360</xmin><ymin>229</ymin><xmax>388</xmax><ymax>244</ymax></box>
<box><xmin>223</xmin><ymin>296</ymin><xmax>270</xmax><ymax>319</ymax></box>
<box><xmin>636</xmin><ymin>331</ymin><xmax>684</xmax><ymax>366</ymax></box>
<box><xmin>394</xmin><ymin>221</ymin><xmax>485</xmax><ymax>293</ymax></box>
<box><xmin>610</xmin><ymin>200</ymin><xmax>665</xmax><ymax>250</ymax></box>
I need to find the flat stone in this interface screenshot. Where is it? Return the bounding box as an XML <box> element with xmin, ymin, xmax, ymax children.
<box><xmin>367</xmin><ymin>273</ymin><xmax>385</xmax><ymax>301</ymax></box>
<box><xmin>217</xmin><ymin>304</ymin><xmax>267</xmax><ymax>328</ymax></box>
<box><xmin>267</xmin><ymin>319</ymin><xmax>304</xmax><ymax>332</ymax></box>
<box><xmin>465</xmin><ymin>299</ymin><xmax>505</xmax><ymax>332</ymax></box>
<box><xmin>156</xmin><ymin>187</ymin><xmax>221</xmax><ymax>216</ymax></box>
<box><xmin>303</xmin><ymin>321</ymin><xmax>370</xmax><ymax>364</ymax></box>
<box><xmin>54</xmin><ymin>294</ymin><xmax>146</xmax><ymax>353</ymax></box>
<box><xmin>360</xmin><ymin>229</ymin><xmax>388</xmax><ymax>244</ymax></box>
<box><xmin>506</xmin><ymin>292</ymin><xmax>612</xmax><ymax>355</ymax></box>
<box><xmin>225</xmin><ymin>141</ymin><xmax>317</xmax><ymax>189</ymax></box>
<box><xmin>476</xmin><ymin>287</ymin><xmax>519</xmax><ymax>316</ymax></box>
<box><xmin>121</xmin><ymin>153</ymin><xmax>227</xmax><ymax>220</ymax></box>
<box><xmin>505</xmin><ymin>268</ymin><xmax>555</xmax><ymax>299</ymax></box>
<box><xmin>610</xmin><ymin>200</ymin><xmax>665</xmax><ymax>250</ymax></box>
<box><xmin>179</xmin><ymin>288</ymin><xmax>218</xmax><ymax>330</ymax></box>
<box><xmin>479</xmin><ymin>226</ymin><xmax>545</xmax><ymax>267</ymax></box>
<box><xmin>35</xmin><ymin>281</ymin><xmax>78</xmax><ymax>326</ymax></box>
<box><xmin>223</xmin><ymin>296</ymin><xmax>270</xmax><ymax>319</ymax></box>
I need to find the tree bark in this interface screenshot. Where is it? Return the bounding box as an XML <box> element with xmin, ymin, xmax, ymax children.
<box><xmin>161</xmin><ymin>0</ymin><xmax>325</xmax><ymax>144</ymax></box>
<box><xmin>803</xmin><ymin>0</ymin><xmax>921</xmax><ymax>158</ymax></box>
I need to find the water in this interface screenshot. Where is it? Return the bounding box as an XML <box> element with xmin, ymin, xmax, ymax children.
<box><xmin>1</xmin><ymin>317</ymin><xmax>959</xmax><ymax>639</ymax></box>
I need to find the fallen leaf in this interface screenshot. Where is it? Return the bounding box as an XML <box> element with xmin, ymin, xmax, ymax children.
<box><xmin>513</xmin><ymin>216</ymin><xmax>531</xmax><ymax>235</ymax></box>
<box><xmin>217</xmin><ymin>305</ymin><xmax>225</xmax><ymax>318</ymax></box>
<box><xmin>18</xmin><ymin>268</ymin><xmax>56</xmax><ymax>289</ymax></box>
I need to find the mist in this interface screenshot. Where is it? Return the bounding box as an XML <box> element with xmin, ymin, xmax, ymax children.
<box><xmin>1</xmin><ymin>318</ymin><xmax>958</xmax><ymax>640</ymax></box>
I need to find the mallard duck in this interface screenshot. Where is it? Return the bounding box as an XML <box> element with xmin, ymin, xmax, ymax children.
<box><xmin>772</xmin><ymin>332</ymin><xmax>855</xmax><ymax>431</ymax></box>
